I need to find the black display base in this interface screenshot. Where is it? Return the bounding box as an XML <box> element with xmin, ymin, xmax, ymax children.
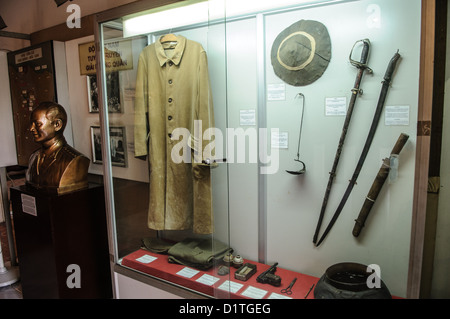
<box><xmin>11</xmin><ymin>183</ymin><xmax>112</xmax><ymax>299</ymax></box>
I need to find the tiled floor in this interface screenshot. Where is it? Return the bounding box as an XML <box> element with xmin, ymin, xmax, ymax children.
<box><xmin>1</xmin><ymin>227</ymin><xmax>21</xmax><ymax>299</ymax></box>
<box><xmin>1</xmin><ymin>170</ymin><xmax>24</xmax><ymax>299</ymax></box>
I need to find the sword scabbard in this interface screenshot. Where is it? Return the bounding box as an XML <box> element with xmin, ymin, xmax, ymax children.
<box><xmin>352</xmin><ymin>158</ymin><xmax>390</xmax><ymax>237</ymax></box>
<box><xmin>352</xmin><ymin>133</ymin><xmax>409</xmax><ymax>237</ymax></box>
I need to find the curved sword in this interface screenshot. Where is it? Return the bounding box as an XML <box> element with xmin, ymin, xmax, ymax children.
<box><xmin>313</xmin><ymin>39</ymin><xmax>373</xmax><ymax>244</ymax></box>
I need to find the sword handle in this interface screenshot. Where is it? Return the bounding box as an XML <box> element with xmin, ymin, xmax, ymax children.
<box><xmin>349</xmin><ymin>39</ymin><xmax>373</xmax><ymax>73</ymax></box>
<box><xmin>383</xmin><ymin>50</ymin><xmax>401</xmax><ymax>83</ymax></box>
<box><xmin>360</xmin><ymin>39</ymin><xmax>370</xmax><ymax>65</ymax></box>
<box><xmin>391</xmin><ymin>132</ymin><xmax>409</xmax><ymax>155</ymax></box>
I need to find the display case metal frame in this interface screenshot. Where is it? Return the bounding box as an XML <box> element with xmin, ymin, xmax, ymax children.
<box><xmin>93</xmin><ymin>0</ymin><xmax>436</xmax><ymax>299</ymax></box>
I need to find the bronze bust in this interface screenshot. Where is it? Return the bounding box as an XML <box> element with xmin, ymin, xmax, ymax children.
<box><xmin>26</xmin><ymin>101</ymin><xmax>90</xmax><ymax>195</ymax></box>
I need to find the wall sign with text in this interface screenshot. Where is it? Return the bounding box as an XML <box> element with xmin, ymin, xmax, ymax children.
<box><xmin>78</xmin><ymin>40</ymin><xmax>133</xmax><ymax>75</ymax></box>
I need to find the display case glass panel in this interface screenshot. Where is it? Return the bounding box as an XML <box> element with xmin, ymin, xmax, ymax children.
<box><xmin>96</xmin><ymin>0</ymin><xmax>422</xmax><ymax>299</ymax></box>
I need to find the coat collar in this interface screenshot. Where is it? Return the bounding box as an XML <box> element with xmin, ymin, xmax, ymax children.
<box><xmin>155</xmin><ymin>35</ymin><xmax>186</xmax><ymax>67</ymax></box>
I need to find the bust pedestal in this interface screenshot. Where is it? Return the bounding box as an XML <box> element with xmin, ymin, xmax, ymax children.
<box><xmin>10</xmin><ymin>183</ymin><xmax>112</xmax><ymax>299</ymax></box>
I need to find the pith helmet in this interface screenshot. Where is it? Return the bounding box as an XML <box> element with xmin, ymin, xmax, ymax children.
<box><xmin>271</xmin><ymin>19</ymin><xmax>331</xmax><ymax>86</ymax></box>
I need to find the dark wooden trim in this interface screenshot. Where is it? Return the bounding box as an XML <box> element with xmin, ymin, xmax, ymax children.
<box><xmin>29</xmin><ymin>0</ymin><xmax>184</xmax><ymax>45</ymax></box>
<box><xmin>30</xmin><ymin>15</ymin><xmax>95</xmax><ymax>45</ymax></box>
<box><xmin>0</xmin><ymin>30</ymin><xmax>30</xmax><ymax>40</ymax></box>
<box><xmin>428</xmin><ymin>0</ymin><xmax>448</xmax><ymax>177</ymax></box>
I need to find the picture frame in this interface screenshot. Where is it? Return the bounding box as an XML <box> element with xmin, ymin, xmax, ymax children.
<box><xmin>87</xmin><ymin>74</ymin><xmax>99</xmax><ymax>113</ymax></box>
<box><xmin>87</xmin><ymin>71</ymin><xmax>122</xmax><ymax>113</ymax></box>
<box><xmin>90</xmin><ymin>126</ymin><xmax>127</xmax><ymax>167</ymax></box>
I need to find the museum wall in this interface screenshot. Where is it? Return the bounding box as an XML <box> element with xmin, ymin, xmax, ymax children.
<box><xmin>65</xmin><ymin>35</ymin><xmax>150</xmax><ymax>178</ymax></box>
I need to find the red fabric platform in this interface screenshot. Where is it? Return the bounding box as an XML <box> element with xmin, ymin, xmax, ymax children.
<box><xmin>121</xmin><ymin>249</ymin><xmax>319</xmax><ymax>299</ymax></box>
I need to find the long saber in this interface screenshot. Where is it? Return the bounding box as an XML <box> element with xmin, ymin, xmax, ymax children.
<box><xmin>313</xmin><ymin>39</ymin><xmax>373</xmax><ymax>244</ymax></box>
<box><xmin>315</xmin><ymin>50</ymin><xmax>401</xmax><ymax>247</ymax></box>
<box><xmin>352</xmin><ymin>133</ymin><xmax>409</xmax><ymax>237</ymax></box>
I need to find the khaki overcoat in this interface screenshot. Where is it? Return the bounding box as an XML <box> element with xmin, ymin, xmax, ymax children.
<box><xmin>134</xmin><ymin>35</ymin><xmax>214</xmax><ymax>234</ymax></box>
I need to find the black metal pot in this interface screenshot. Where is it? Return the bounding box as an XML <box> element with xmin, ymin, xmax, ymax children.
<box><xmin>314</xmin><ymin>262</ymin><xmax>392</xmax><ymax>299</ymax></box>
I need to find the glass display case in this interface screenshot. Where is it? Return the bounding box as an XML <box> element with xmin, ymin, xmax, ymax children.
<box><xmin>94</xmin><ymin>0</ymin><xmax>424</xmax><ymax>299</ymax></box>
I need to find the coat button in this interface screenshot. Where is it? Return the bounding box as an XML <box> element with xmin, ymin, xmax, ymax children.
<box><xmin>168</xmin><ymin>79</ymin><xmax>173</xmax><ymax>84</ymax></box>
<box><xmin>168</xmin><ymin>98</ymin><xmax>172</xmax><ymax>103</ymax></box>
<box><xmin>168</xmin><ymin>115</ymin><xmax>172</xmax><ymax>120</ymax></box>
<box><xmin>168</xmin><ymin>133</ymin><xmax>172</xmax><ymax>138</ymax></box>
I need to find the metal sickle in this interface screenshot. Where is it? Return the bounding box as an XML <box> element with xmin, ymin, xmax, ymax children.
<box><xmin>286</xmin><ymin>93</ymin><xmax>306</xmax><ymax>175</ymax></box>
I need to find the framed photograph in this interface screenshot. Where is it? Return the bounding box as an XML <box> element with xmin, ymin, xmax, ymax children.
<box><xmin>87</xmin><ymin>71</ymin><xmax>122</xmax><ymax>113</ymax></box>
<box><xmin>90</xmin><ymin>126</ymin><xmax>127</xmax><ymax>167</ymax></box>
<box><xmin>91</xmin><ymin>126</ymin><xmax>102</xmax><ymax>163</ymax></box>
<box><xmin>106</xmin><ymin>71</ymin><xmax>122</xmax><ymax>113</ymax></box>
<box><xmin>87</xmin><ymin>74</ymin><xmax>99</xmax><ymax>113</ymax></box>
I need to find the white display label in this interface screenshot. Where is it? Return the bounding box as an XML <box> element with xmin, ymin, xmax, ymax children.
<box><xmin>195</xmin><ymin>274</ymin><xmax>220</xmax><ymax>286</ymax></box>
<box><xmin>268</xmin><ymin>292</ymin><xmax>292</xmax><ymax>299</ymax></box>
<box><xmin>271</xmin><ymin>131</ymin><xmax>288</xmax><ymax>149</ymax></box>
<box><xmin>218</xmin><ymin>280</ymin><xmax>243</xmax><ymax>293</ymax></box>
<box><xmin>325</xmin><ymin>97</ymin><xmax>347</xmax><ymax>116</ymax></box>
<box><xmin>385</xmin><ymin>105</ymin><xmax>410</xmax><ymax>126</ymax></box>
<box><xmin>240</xmin><ymin>109</ymin><xmax>256</xmax><ymax>126</ymax></box>
<box><xmin>267</xmin><ymin>83</ymin><xmax>286</xmax><ymax>101</ymax></box>
<box><xmin>176</xmin><ymin>267</ymin><xmax>199</xmax><ymax>278</ymax></box>
<box><xmin>136</xmin><ymin>254</ymin><xmax>157</xmax><ymax>264</ymax></box>
<box><xmin>241</xmin><ymin>286</ymin><xmax>268</xmax><ymax>299</ymax></box>
<box><xmin>21</xmin><ymin>194</ymin><xmax>37</xmax><ymax>216</ymax></box>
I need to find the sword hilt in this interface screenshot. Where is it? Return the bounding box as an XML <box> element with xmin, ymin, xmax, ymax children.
<box><xmin>383</xmin><ymin>50</ymin><xmax>401</xmax><ymax>84</ymax></box>
<box><xmin>349</xmin><ymin>39</ymin><xmax>373</xmax><ymax>74</ymax></box>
